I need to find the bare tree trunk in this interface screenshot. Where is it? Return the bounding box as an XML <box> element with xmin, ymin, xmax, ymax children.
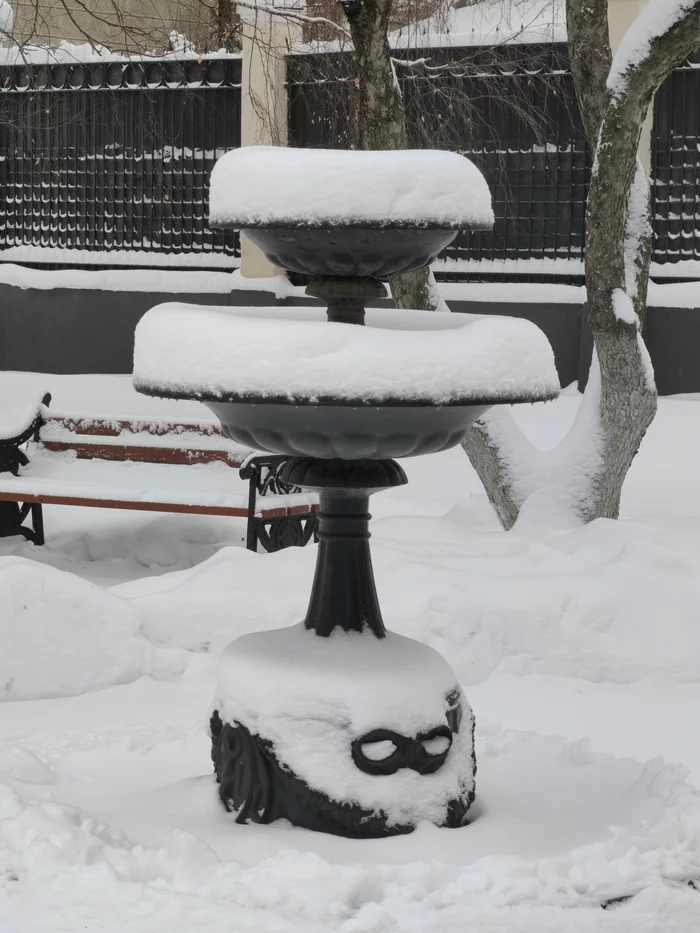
<box><xmin>341</xmin><ymin>0</ymin><xmax>439</xmax><ymax>312</ymax></box>
<box><xmin>570</xmin><ymin>1</ymin><xmax>700</xmax><ymax>520</ymax></box>
<box><xmin>341</xmin><ymin>0</ymin><xmax>406</xmax><ymax>151</ymax></box>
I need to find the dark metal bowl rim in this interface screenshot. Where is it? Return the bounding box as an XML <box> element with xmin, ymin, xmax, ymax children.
<box><xmin>209</xmin><ymin>218</ymin><xmax>492</xmax><ymax>232</ymax></box>
<box><xmin>134</xmin><ymin>382</ymin><xmax>558</xmax><ymax>408</ymax></box>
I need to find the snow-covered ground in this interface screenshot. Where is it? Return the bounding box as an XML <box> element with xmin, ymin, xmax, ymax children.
<box><xmin>1</xmin><ymin>372</ymin><xmax>700</xmax><ymax>931</ymax></box>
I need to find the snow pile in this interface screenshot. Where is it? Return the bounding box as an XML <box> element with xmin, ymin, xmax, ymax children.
<box><xmin>0</xmin><ymin>557</ymin><xmax>148</xmax><ymax>700</ymax></box>
<box><xmin>209</xmin><ymin>147</ymin><xmax>494</xmax><ymax>229</ymax></box>
<box><xmin>133</xmin><ymin>305</ymin><xmax>559</xmax><ymax>405</ymax></box>
<box><xmin>114</xmin><ymin>546</ymin><xmax>308</xmax><ymax>651</ymax></box>
<box><xmin>0</xmin><ymin>738</ymin><xmax>699</xmax><ymax>930</ymax></box>
<box><xmin>608</xmin><ymin>0</ymin><xmax>696</xmax><ymax>95</ymax></box>
<box><xmin>214</xmin><ymin>624</ymin><xmax>473</xmax><ymax>826</ymax></box>
<box><xmin>0</xmin><ymin>747</ymin><xmax>57</xmax><ymax>785</ymax></box>
<box><xmin>118</xmin><ymin>507</ymin><xmax>700</xmax><ymax>687</ymax></box>
<box><xmin>2</xmin><ymin>375</ymin><xmax>700</xmax><ymax>928</ymax></box>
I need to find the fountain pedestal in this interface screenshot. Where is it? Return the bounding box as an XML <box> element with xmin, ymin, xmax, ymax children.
<box><xmin>283</xmin><ymin>457</ymin><xmax>407</xmax><ymax>638</ymax></box>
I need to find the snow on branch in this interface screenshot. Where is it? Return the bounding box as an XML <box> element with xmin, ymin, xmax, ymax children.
<box><xmin>608</xmin><ymin>0</ymin><xmax>700</xmax><ymax>95</ymax></box>
<box><xmin>236</xmin><ymin>0</ymin><xmax>351</xmax><ymax>38</ymax></box>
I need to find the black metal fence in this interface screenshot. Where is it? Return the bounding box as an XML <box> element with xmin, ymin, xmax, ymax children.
<box><xmin>289</xmin><ymin>45</ymin><xmax>700</xmax><ymax>281</ymax></box>
<box><xmin>288</xmin><ymin>45</ymin><xmax>590</xmax><ymax>281</ymax></box>
<box><xmin>0</xmin><ymin>47</ymin><xmax>698</xmax><ymax>279</ymax></box>
<box><xmin>0</xmin><ymin>58</ymin><xmax>242</xmax><ymax>263</ymax></box>
<box><xmin>652</xmin><ymin>52</ymin><xmax>700</xmax><ymax>267</ymax></box>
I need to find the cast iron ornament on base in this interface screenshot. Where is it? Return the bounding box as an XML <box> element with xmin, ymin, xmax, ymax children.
<box><xmin>210</xmin><ymin>694</ymin><xmax>476</xmax><ymax>839</ymax></box>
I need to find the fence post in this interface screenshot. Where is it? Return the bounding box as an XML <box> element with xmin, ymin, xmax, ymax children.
<box><xmin>239</xmin><ymin>5</ymin><xmax>301</xmax><ymax>280</ymax></box>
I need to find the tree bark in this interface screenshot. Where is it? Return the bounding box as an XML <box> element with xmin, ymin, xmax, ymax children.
<box><xmin>581</xmin><ymin>3</ymin><xmax>700</xmax><ymax>519</ymax></box>
<box><xmin>565</xmin><ymin>0</ymin><xmax>612</xmax><ymax>147</ymax></box>
<box><xmin>341</xmin><ymin>0</ymin><xmax>406</xmax><ymax>151</ymax></box>
<box><xmin>341</xmin><ymin>0</ymin><xmax>440</xmax><ymax>312</ymax></box>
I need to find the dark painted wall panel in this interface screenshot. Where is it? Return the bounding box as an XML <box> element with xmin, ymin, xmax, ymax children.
<box><xmin>1</xmin><ymin>285</ymin><xmax>695</xmax><ymax>396</ymax></box>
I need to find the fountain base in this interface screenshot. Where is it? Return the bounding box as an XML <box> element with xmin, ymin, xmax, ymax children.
<box><xmin>210</xmin><ymin>625</ymin><xmax>475</xmax><ymax>838</ymax></box>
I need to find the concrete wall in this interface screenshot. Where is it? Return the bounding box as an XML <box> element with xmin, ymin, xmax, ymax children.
<box><xmin>3</xmin><ymin>283</ymin><xmax>695</xmax><ymax>394</ymax></box>
<box><xmin>0</xmin><ymin>283</ymin><xmax>583</xmax><ymax>386</ymax></box>
<box><xmin>0</xmin><ymin>287</ymin><xmax>229</xmax><ymax>375</ymax></box>
<box><xmin>11</xmin><ymin>0</ymin><xmax>212</xmax><ymax>50</ymax></box>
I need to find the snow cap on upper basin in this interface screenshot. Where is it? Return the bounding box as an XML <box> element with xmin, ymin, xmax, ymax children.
<box><xmin>208</xmin><ymin>147</ymin><xmax>495</xmax><ymax>229</ymax></box>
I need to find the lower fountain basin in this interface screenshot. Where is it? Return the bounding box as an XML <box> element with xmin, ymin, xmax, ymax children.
<box><xmin>133</xmin><ymin>304</ymin><xmax>560</xmax><ymax>461</ymax></box>
<box><xmin>207</xmin><ymin>400</ymin><xmax>488</xmax><ymax>459</ymax></box>
<box><xmin>241</xmin><ymin>226</ymin><xmax>460</xmax><ymax>278</ymax></box>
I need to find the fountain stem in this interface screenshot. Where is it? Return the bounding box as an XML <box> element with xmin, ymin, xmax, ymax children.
<box><xmin>304</xmin><ymin>491</ymin><xmax>385</xmax><ymax>638</ymax></box>
<box><xmin>305</xmin><ymin>276</ymin><xmax>387</xmax><ymax>326</ymax></box>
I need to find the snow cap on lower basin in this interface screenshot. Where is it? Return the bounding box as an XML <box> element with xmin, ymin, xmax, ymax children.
<box><xmin>133</xmin><ymin>305</ymin><xmax>560</xmax><ymax>406</ymax></box>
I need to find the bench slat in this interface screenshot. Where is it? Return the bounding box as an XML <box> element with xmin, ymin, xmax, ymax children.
<box><xmin>0</xmin><ymin>490</ymin><xmax>318</xmax><ymax>520</ymax></box>
<box><xmin>41</xmin><ymin>441</ymin><xmax>244</xmax><ymax>467</ymax></box>
<box><xmin>0</xmin><ymin>490</ymin><xmax>249</xmax><ymax>518</ymax></box>
<box><xmin>44</xmin><ymin>414</ymin><xmax>227</xmax><ymax>439</ymax></box>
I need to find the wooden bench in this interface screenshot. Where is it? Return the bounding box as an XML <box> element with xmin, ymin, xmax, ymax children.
<box><xmin>0</xmin><ymin>394</ymin><xmax>318</xmax><ymax>553</ymax></box>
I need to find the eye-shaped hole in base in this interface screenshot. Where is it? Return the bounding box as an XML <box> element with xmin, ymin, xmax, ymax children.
<box><xmin>421</xmin><ymin>735</ymin><xmax>451</xmax><ymax>756</ymax></box>
<box><xmin>352</xmin><ymin>729</ymin><xmax>409</xmax><ymax>775</ymax></box>
<box><xmin>360</xmin><ymin>739</ymin><xmax>398</xmax><ymax>762</ymax></box>
<box><xmin>409</xmin><ymin>725</ymin><xmax>454</xmax><ymax>775</ymax></box>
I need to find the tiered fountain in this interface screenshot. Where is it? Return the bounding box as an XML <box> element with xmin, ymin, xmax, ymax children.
<box><xmin>133</xmin><ymin>146</ymin><xmax>559</xmax><ymax>838</ymax></box>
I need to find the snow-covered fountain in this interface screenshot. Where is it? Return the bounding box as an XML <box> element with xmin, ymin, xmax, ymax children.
<box><xmin>132</xmin><ymin>146</ymin><xmax>559</xmax><ymax>838</ymax></box>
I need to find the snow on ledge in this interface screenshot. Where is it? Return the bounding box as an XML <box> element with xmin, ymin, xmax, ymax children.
<box><xmin>133</xmin><ymin>304</ymin><xmax>560</xmax><ymax>405</ymax></box>
<box><xmin>209</xmin><ymin>147</ymin><xmax>495</xmax><ymax>229</ymax></box>
<box><xmin>0</xmin><ymin>245</ymin><xmax>239</xmax><ymax>270</ymax></box>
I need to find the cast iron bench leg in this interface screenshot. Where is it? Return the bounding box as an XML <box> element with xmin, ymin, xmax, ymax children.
<box><xmin>31</xmin><ymin>503</ymin><xmax>45</xmax><ymax>546</ymax></box>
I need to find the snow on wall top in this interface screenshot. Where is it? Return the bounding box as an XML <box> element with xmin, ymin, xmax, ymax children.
<box><xmin>132</xmin><ymin>304</ymin><xmax>560</xmax><ymax>405</ymax></box>
<box><xmin>608</xmin><ymin>0</ymin><xmax>696</xmax><ymax>96</ymax></box>
<box><xmin>208</xmin><ymin>147</ymin><xmax>495</xmax><ymax>229</ymax></box>
<box><xmin>0</xmin><ymin>39</ymin><xmax>241</xmax><ymax>66</ymax></box>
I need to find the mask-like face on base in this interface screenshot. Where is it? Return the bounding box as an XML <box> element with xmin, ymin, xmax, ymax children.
<box><xmin>351</xmin><ymin>688</ymin><xmax>462</xmax><ymax>776</ymax></box>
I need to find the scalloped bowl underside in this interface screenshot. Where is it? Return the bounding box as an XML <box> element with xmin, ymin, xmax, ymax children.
<box><xmin>242</xmin><ymin>227</ymin><xmax>459</xmax><ymax>278</ymax></box>
<box><xmin>206</xmin><ymin>400</ymin><xmax>488</xmax><ymax>459</ymax></box>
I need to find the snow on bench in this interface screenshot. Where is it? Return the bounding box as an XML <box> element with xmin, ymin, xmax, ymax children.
<box><xmin>0</xmin><ymin>395</ymin><xmax>318</xmax><ymax>553</ymax></box>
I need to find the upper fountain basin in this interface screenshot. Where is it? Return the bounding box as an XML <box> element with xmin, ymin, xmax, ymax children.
<box><xmin>208</xmin><ymin>147</ymin><xmax>494</xmax><ymax>278</ymax></box>
<box><xmin>133</xmin><ymin>305</ymin><xmax>560</xmax><ymax>459</ymax></box>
